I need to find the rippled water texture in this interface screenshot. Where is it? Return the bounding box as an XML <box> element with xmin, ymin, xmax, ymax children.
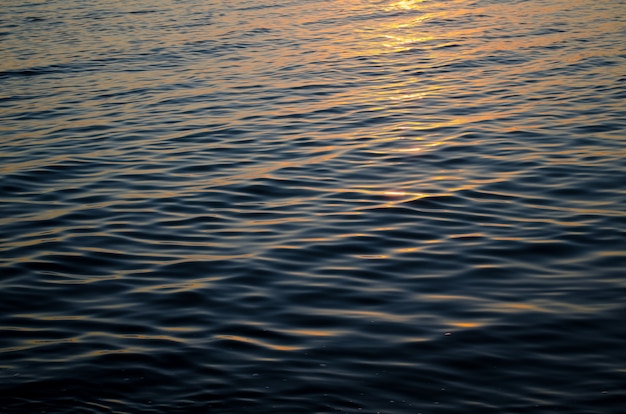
<box><xmin>1</xmin><ymin>0</ymin><xmax>626</xmax><ymax>412</ymax></box>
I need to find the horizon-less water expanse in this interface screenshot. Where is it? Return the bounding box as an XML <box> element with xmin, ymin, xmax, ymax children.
<box><xmin>1</xmin><ymin>0</ymin><xmax>625</xmax><ymax>412</ymax></box>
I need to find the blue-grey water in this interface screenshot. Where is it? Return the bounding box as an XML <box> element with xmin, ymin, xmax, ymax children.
<box><xmin>1</xmin><ymin>0</ymin><xmax>625</xmax><ymax>412</ymax></box>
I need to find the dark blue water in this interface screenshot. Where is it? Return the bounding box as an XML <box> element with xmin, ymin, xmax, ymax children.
<box><xmin>1</xmin><ymin>0</ymin><xmax>625</xmax><ymax>412</ymax></box>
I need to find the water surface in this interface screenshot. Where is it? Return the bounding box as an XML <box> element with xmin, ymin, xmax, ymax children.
<box><xmin>1</xmin><ymin>0</ymin><xmax>625</xmax><ymax>412</ymax></box>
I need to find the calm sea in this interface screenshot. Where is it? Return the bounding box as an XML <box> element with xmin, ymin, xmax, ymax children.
<box><xmin>1</xmin><ymin>0</ymin><xmax>625</xmax><ymax>412</ymax></box>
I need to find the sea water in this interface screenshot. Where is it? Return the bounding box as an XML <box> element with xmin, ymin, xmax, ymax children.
<box><xmin>1</xmin><ymin>0</ymin><xmax>625</xmax><ymax>412</ymax></box>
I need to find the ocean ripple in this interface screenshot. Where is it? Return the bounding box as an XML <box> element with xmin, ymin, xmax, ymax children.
<box><xmin>2</xmin><ymin>0</ymin><xmax>626</xmax><ymax>412</ymax></box>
